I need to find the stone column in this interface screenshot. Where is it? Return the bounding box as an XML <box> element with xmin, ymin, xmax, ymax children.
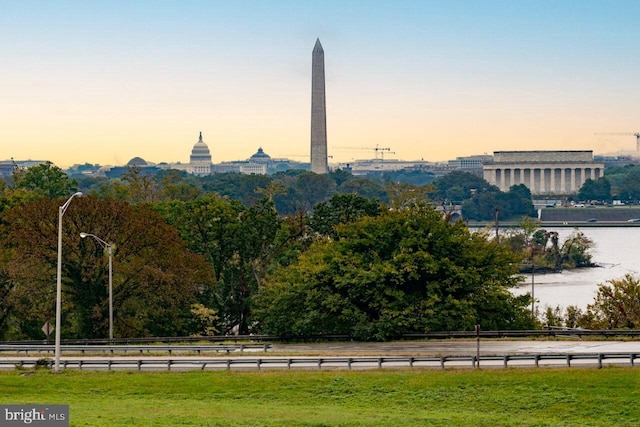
<box><xmin>577</xmin><ymin>168</ymin><xmax>583</xmax><ymax>189</ymax></box>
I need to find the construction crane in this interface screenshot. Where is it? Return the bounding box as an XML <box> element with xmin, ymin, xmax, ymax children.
<box><xmin>282</xmin><ymin>154</ymin><xmax>333</xmax><ymax>159</ymax></box>
<box><xmin>594</xmin><ymin>132</ymin><xmax>640</xmax><ymax>152</ymax></box>
<box><xmin>333</xmin><ymin>145</ymin><xmax>395</xmax><ymax>160</ymax></box>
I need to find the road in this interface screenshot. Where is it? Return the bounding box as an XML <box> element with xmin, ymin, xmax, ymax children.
<box><xmin>3</xmin><ymin>340</ymin><xmax>640</xmax><ymax>371</ymax></box>
<box><xmin>270</xmin><ymin>339</ymin><xmax>640</xmax><ymax>356</ymax></box>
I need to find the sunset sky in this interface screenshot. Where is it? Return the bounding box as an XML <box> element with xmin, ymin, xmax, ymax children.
<box><xmin>2</xmin><ymin>1</ymin><xmax>640</xmax><ymax>168</ymax></box>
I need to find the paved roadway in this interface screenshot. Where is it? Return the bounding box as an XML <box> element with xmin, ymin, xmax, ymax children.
<box><xmin>270</xmin><ymin>339</ymin><xmax>640</xmax><ymax>356</ymax></box>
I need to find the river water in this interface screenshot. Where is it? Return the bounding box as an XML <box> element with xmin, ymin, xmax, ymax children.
<box><xmin>508</xmin><ymin>227</ymin><xmax>640</xmax><ymax>311</ymax></box>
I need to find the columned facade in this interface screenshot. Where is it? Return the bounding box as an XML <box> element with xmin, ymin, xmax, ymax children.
<box><xmin>483</xmin><ymin>151</ymin><xmax>604</xmax><ymax>196</ymax></box>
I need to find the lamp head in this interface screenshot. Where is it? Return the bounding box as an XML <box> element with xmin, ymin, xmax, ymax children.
<box><xmin>80</xmin><ymin>232</ymin><xmax>88</xmax><ymax>239</ymax></box>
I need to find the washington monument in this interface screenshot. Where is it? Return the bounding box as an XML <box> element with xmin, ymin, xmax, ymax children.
<box><xmin>310</xmin><ymin>38</ymin><xmax>328</xmax><ymax>174</ymax></box>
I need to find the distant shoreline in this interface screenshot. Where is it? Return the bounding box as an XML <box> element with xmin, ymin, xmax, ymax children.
<box><xmin>466</xmin><ymin>221</ymin><xmax>640</xmax><ymax>228</ymax></box>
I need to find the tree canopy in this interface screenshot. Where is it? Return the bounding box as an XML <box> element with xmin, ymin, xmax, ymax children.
<box><xmin>0</xmin><ymin>197</ymin><xmax>213</xmax><ymax>340</ymax></box>
<box><xmin>13</xmin><ymin>161</ymin><xmax>78</xmax><ymax>200</ymax></box>
<box><xmin>0</xmin><ymin>160</ymin><xmax>619</xmax><ymax>341</ymax></box>
<box><xmin>578</xmin><ymin>177</ymin><xmax>612</xmax><ymax>202</ymax></box>
<box><xmin>253</xmin><ymin>204</ymin><xmax>533</xmax><ymax>340</ymax></box>
<box><xmin>462</xmin><ymin>184</ymin><xmax>536</xmax><ymax>221</ymax></box>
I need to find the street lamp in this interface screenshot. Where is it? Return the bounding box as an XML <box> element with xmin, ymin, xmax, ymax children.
<box><xmin>80</xmin><ymin>232</ymin><xmax>113</xmax><ymax>342</ymax></box>
<box><xmin>54</xmin><ymin>192</ymin><xmax>82</xmax><ymax>373</ymax></box>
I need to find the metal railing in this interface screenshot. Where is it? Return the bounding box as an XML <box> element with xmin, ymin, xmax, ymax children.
<box><xmin>3</xmin><ymin>328</ymin><xmax>640</xmax><ymax>347</ymax></box>
<box><xmin>3</xmin><ymin>353</ymin><xmax>640</xmax><ymax>371</ymax></box>
<box><xmin>0</xmin><ymin>343</ymin><xmax>271</xmax><ymax>356</ymax></box>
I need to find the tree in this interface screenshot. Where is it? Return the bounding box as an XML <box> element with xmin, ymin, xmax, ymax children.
<box><xmin>14</xmin><ymin>161</ymin><xmax>78</xmax><ymax>199</ymax></box>
<box><xmin>384</xmin><ymin>182</ymin><xmax>433</xmax><ymax>210</ymax></box>
<box><xmin>500</xmin><ymin>185</ymin><xmax>536</xmax><ymax>218</ymax></box>
<box><xmin>153</xmin><ymin>195</ymin><xmax>290</xmax><ymax>334</ymax></box>
<box><xmin>381</xmin><ymin>169</ymin><xmax>436</xmax><ymax>186</ymax></box>
<box><xmin>328</xmin><ymin>168</ymin><xmax>354</xmax><ymax>187</ymax></box>
<box><xmin>337</xmin><ymin>178</ymin><xmax>387</xmax><ymax>200</ymax></box>
<box><xmin>560</xmin><ymin>230</ymin><xmax>594</xmax><ymax>268</ymax></box>
<box><xmin>309</xmin><ymin>193</ymin><xmax>382</xmax><ymax>238</ymax></box>
<box><xmin>617</xmin><ymin>171</ymin><xmax>640</xmax><ymax>202</ymax></box>
<box><xmin>120</xmin><ymin>166</ymin><xmax>159</xmax><ymax>204</ymax></box>
<box><xmin>579</xmin><ymin>177</ymin><xmax>612</xmax><ymax>202</ymax></box>
<box><xmin>462</xmin><ymin>185</ymin><xmax>534</xmax><ymax>221</ymax></box>
<box><xmin>270</xmin><ymin>172</ymin><xmax>336</xmax><ymax>215</ymax></box>
<box><xmin>295</xmin><ymin>172</ymin><xmax>335</xmax><ymax>211</ymax></box>
<box><xmin>0</xmin><ymin>197</ymin><xmax>213</xmax><ymax>340</ymax></box>
<box><xmin>156</xmin><ymin>170</ymin><xmax>201</xmax><ymax>202</ymax></box>
<box><xmin>431</xmin><ymin>171</ymin><xmax>497</xmax><ymax>202</ymax></box>
<box><xmin>253</xmin><ymin>204</ymin><xmax>533</xmax><ymax>340</ymax></box>
<box><xmin>200</xmin><ymin>172</ymin><xmax>271</xmax><ymax>207</ymax></box>
<box><xmin>580</xmin><ymin>274</ymin><xmax>640</xmax><ymax>329</ymax></box>
<box><xmin>500</xmin><ymin>220</ymin><xmax>592</xmax><ymax>272</ymax></box>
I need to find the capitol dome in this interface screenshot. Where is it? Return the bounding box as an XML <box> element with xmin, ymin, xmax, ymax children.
<box><xmin>189</xmin><ymin>132</ymin><xmax>212</xmax><ymax>176</ymax></box>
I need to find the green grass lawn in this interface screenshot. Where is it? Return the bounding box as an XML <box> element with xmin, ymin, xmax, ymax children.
<box><xmin>1</xmin><ymin>367</ymin><xmax>638</xmax><ymax>426</ymax></box>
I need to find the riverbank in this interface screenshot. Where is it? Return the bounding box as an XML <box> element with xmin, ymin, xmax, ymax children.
<box><xmin>467</xmin><ymin>220</ymin><xmax>640</xmax><ymax>228</ymax></box>
<box><xmin>466</xmin><ymin>207</ymin><xmax>640</xmax><ymax>228</ymax></box>
<box><xmin>512</xmin><ymin>227</ymin><xmax>638</xmax><ymax>311</ymax></box>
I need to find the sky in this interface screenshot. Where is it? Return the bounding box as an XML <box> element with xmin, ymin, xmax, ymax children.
<box><xmin>2</xmin><ymin>0</ymin><xmax>640</xmax><ymax>168</ymax></box>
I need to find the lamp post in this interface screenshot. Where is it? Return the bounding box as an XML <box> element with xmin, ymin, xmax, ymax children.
<box><xmin>527</xmin><ymin>241</ymin><xmax>537</xmax><ymax>320</ymax></box>
<box><xmin>80</xmin><ymin>232</ymin><xmax>113</xmax><ymax>341</ymax></box>
<box><xmin>54</xmin><ymin>192</ymin><xmax>82</xmax><ymax>373</ymax></box>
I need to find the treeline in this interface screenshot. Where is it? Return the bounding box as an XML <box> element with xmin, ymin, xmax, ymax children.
<box><xmin>69</xmin><ymin>167</ymin><xmax>536</xmax><ymax>221</ymax></box>
<box><xmin>541</xmin><ymin>274</ymin><xmax>640</xmax><ymax>331</ymax></box>
<box><xmin>0</xmin><ymin>162</ymin><xmax>552</xmax><ymax>341</ymax></box>
<box><xmin>579</xmin><ymin>164</ymin><xmax>640</xmax><ymax>202</ymax></box>
<box><xmin>501</xmin><ymin>218</ymin><xmax>595</xmax><ymax>273</ymax></box>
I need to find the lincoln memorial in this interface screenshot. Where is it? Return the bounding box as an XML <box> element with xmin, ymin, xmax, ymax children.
<box><xmin>482</xmin><ymin>151</ymin><xmax>604</xmax><ymax>196</ymax></box>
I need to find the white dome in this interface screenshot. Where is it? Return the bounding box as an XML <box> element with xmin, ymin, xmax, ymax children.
<box><xmin>190</xmin><ymin>132</ymin><xmax>212</xmax><ymax>163</ymax></box>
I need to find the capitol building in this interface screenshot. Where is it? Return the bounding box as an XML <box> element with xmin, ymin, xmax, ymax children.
<box><xmin>188</xmin><ymin>132</ymin><xmax>212</xmax><ymax>176</ymax></box>
<box><xmin>163</xmin><ymin>133</ymin><xmax>306</xmax><ymax>176</ymax></box>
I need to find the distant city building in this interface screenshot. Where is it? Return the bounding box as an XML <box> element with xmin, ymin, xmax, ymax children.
<box><xmin>213</xmin><ymin>148</ymin><xmax>307</xmax><ymax>175</ymax></box>
<box><xmin>337</xmin><ymin>154</ymin><xmax>492</xmax><ymax>177</ymax></box>
<box><xmin>188</xmin><ymin>132</ymin><xmax>212</xmax><ymax>176</ymax></box>
<box><xmin>0</xmin><ymin>159</ymin><xmax>48</xmax><ymax>177</ymax></box>
<box><xmin>341</xmin><ymin>159</ymin><xmax>434</xmax><ymax>176</ymax></box>
<box><xmin>447</xmin><ymin>154</ymin><xmax>493</xmax><ymax>174</ymax></box>
<box><xmin>595</xmin><ymin>155</ymin><xmax>638</xmax><ymax>168</ymax></box>
<box><xmin>66</xmin><ymin>163</ymin><xmax>103</xmax><ymax>176</ymax></box>
<box><xmin>0</xmin><ymin>162</ymin><xmax>14</xmax><ymax>177</ymax></box>
<box><xmin>104</xmin><ymin>157</ymin><xmax>160</xmax><ymax>178</ymax></box>
<box><xmin>483</xmin><ymin>151</ymin><xmax>605</xmax><ymax>195</ymax></box>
